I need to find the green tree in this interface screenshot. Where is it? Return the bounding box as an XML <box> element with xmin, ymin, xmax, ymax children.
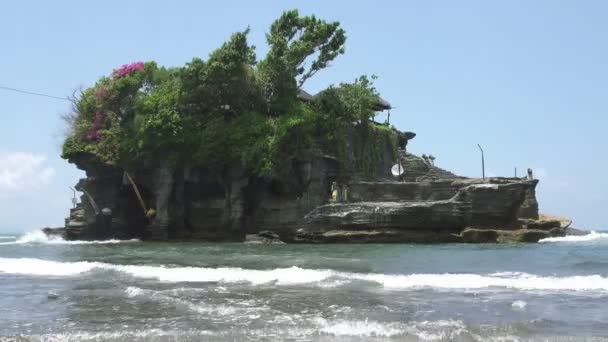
<box><xmin>180</xmin><ymin>29</ymin><xmax>259</xmax><ymax>118</ymax></box>
<box><xmin>61</xmin><ymin>10</ymin><xmax>398</xmax><ymax>180</ymax></box>
<box><xmin>315</xmin><ymin>75</ymin><xmax>380</xmax><ymax>124</ymax></box>
<box><xmin>134</xmin><ymin>79</ymin><xmax>183</xmax><ymax>154</ymax></box>
<box><xmin>258</xmin><ymin>10</ymin><xmax>346</xmax><ymax>115</ymax></box>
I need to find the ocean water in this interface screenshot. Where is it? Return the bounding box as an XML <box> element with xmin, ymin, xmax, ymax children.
<box><xmin>1</xmin><ymin>231</ymin><xmax>608</xmax><ymax>341</ymax></box>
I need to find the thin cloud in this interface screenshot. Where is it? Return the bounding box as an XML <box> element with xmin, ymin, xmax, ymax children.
<box><xmin>0</xmin><ymin>152</ymin><xmax>55</xmax><ymax>190</ymax></box>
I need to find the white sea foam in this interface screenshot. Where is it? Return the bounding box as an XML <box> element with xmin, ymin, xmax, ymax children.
<box><xmin>0</xmin><ymin>230</ymin><xmax>139</xmax><ymax>245</ymax></box>
<box><xmin>315</xmin><ymin>318</ymin><xmax>468</xmax><ymax>340</ymax></box>
<box><xmin>352</xmin><ymin>272</ymin><xmax>608</xmax><ymax>291</ymax></box>
<box><xmin>318</xmin><ymin>279</ymin><xmax>350</xmax><ymax>288</ymax></box>
<box><xmin>0</xmin><ymin>258</ymin><xmax>102</xmax><ymax>276</ymax></box>
<box><xmin>124</xmin><ymin>286</ymin><xmax>265</xmax><ymax>316</ymax></box>
<box><xmin>511</xmin><ymin>300</ymin><xmax>527</xmax><ymax>309</ymax></box>
<box><xmin>316</xmin><ymin>318</ymin><xmax>404</xmax><ymax>337</ymax></box>
<box><xmin>407</xmin><ymin>320</ymin><xmax>469</xmax><ymax>340</ymax></box>
<box><xmin>0</xmin><ymin>235</ymin><xmax>16</xmax><ymax>240</ymax></box>
<box><xmin>25</xmin><ymin>329</ymin><xmax>215</xmax><ymax>341</ymax></box>
<box><xmin>539</xmin><ymin>231</ymin><xmax>608</xmax><ymax>243</ymax></box>
<box><xmin>24</xmin><ymin>320</ymin><xmax>469</xmax><ymax>341</ymax></box>
<box><xmin>125</xmin><ymin>286</ymin><xmax>145</xmax><ymax>297</ymax></box>
<box><xmin>2</xmin><ymin>257</ymin><xmax>608</xmax><ymax>292</ymax></box>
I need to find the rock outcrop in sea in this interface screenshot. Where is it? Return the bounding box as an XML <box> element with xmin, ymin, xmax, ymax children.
<box><xmin>62</xmin><ymin>131</ymin><xmax>567</xmax><ymax>243</ymax></box>
<box><xmin>57</xmin><ymin>11</ymin><xmax>570</xmax><ymax>243</ymax></box>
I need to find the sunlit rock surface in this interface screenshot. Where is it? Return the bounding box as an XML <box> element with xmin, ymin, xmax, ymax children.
<box><xmin>63</xmin><ymin>130</ymin><xmax>564</xmax><ymax>243</ymax></box>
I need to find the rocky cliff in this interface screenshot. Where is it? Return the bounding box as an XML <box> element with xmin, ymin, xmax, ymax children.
<box><xmin>63</xmin><ymin>129</ymin><xmax>565</xmax><ymax>243</ymax></box>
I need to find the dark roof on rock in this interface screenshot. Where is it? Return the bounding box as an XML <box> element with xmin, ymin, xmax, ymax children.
<box><xmin>297</xmin><ymin>89</ymin><xmax>315</xmax><ymax>102</ymax></box>
<box><xmin>404</xmin><ymin>131</ymin><xmax>416</xmax><ymax>140</ymax></box>
<box><xmin>373</xmin><ymin>97</ymin><xmax>392</xmax><ymax>111</ymax></box>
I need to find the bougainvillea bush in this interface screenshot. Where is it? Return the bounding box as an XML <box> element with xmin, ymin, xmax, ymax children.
<box><xmin>112</xmin><ymin>62</ymin><xmax>145</xmax><ymax>78</ymax></box>
<box><xmin>62</xmin><ymin>10</ymin><xmax>397</xmax><ymax>178</ymax></box>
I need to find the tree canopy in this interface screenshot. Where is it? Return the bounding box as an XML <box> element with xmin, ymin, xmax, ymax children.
<box><xmin>62</xmin><ymin>10</ymin><xmax>396</xmax><ymax>178</ymax></box>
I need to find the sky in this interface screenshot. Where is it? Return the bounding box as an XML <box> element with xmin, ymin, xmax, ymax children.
<box><xmin>1</xmin><ymin>0</ymin><xmax>607</xmax><ymax>233</ymax></box>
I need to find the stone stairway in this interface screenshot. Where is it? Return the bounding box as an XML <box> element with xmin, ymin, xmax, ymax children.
<box><xmin>397</xmin><ymin>151</ymin><xmax>462</xmax><ymax>182</ymax></box>
<box><xmin>64</xmin><ymin>206</ymin><xmax>88</xmax><ymax>239</ymax></box>
<box><xmin>422</xmin><ymin>165</ymin><xmax>462</xmax><ymax>180</ymax></box>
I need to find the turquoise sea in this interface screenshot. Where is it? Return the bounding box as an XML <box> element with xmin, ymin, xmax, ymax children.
<box><xmin>1</xmin><ymin>230</ymin><xmax>608</xmax><ymax>341</ymax></box>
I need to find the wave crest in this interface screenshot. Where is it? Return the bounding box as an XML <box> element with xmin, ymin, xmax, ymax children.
<box><xmin>316</xmin><ymin>318</ymin><xmax>407</xmax><ymax>337</ymax></box>
<box><xmin>1</xmin><ymin>257</ymin><xmax>608</xmax><ymax>292</ymax></box>
<box><xmin>539</xmin><ymin>231</ymin><xmax>608</xmax><ymax>243</ymax></box>
<box><xmin>18</xmin><ymin>320</ymin><xmax>469</xmax><ymax>340</ymax></box>
<box><xmin>0</xmin><ymin>230</ymin><xmax>139</xmax><ymax>245</ymax></box>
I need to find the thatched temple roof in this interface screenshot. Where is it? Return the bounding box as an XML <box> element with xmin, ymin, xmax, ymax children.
<box><xmin>297</xmin><ymin>89</ymin><xmax>315</xmax><ymax>102</ymax></box>
<box><xmin>373</xmin><ymin>96</ymin><xmax>392</xmax><ymax>111</ymax></box>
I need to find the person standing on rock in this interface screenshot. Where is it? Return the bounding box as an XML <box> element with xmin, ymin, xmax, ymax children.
<box><xmin>330</xmin><ymin>182</ymin><xmax>339</xmax><ymax>203</ymax></box>
<box><xmin>341</xmin><ymin>184</ymin><xmax>349</xmax><ymax>203</ymax></box>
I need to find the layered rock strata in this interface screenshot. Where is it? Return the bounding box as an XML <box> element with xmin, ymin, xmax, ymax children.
<box><xmin>63</xmin><ymin>130</ymin><xmax>564</xmax><ymax>243</ymax></box>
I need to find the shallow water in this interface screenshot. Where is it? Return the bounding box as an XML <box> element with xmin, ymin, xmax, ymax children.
<box><xmin>1</xmin><ymin>231</ymin><xmax>608</xmax><ymax>341</ymax></box>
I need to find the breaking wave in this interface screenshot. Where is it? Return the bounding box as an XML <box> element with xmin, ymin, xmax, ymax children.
<box><xmin>18</xmin><ymin>320</ymin><xmax>470</xmax><ymax>341</ymax></box>
<box><xmin>0</xmin><ymin>230</ymin><xmax>139</xmax><ymax>245</ymax></box>
<box><xmin>21</xmin><ymin>329</ymin><xmax>215</xmax><ymax>342</ymax></box>
<box><xmin>314</xmin><ymin>318</ymin><xmax>467</xmax><ymax>339</ymax></box>
<box><xmin>125</xmin><ymin>288</ymin><xmax>470</xmax><ymax>339</ymax></box>
<box><xmin>316</xmin><ymin>318</ymin><xmax>412</xmax><ymax>337</ymax></box>
<box><xmin>124</xmin><ymin>286</ymin><xmax>266</xmax><ymax>317</ymax></box>
<box><xmin>539</xmin><ymin>231</ymin><xmax>608</xmax><ymax>243</ymax></box>
<box><xmin>2</xmin><ymin>257</ymin><xmax>608</xmax><ymax>292</ymax></box>
<box><xmin>511</xmin><ymin>300</ymin><xmax>527</xmax><ymax>309</ymax></box>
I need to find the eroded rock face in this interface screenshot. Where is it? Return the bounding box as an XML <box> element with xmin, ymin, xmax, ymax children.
<box><xmin>459</xmin><ymin>227</ymin><xmax>566</xmax><ymax>243</ymax></box>
<box><xmin>296</xmin><ymin>178</ymin><xmax>546</xmax><ymax>243</ymax></box>
<box><xmin>294</xmin><ymin>229</ymin><xmax>461</xmax><ymax>243</ymax></box>
<box><xmin>456</xmin><ymin>180</ymin><xmax>537</xmax><ymax>229</ymax></box>
<box><xmin>302</xmin><ymin>201</ymin><xmax>467</xmax><ymax>232</ymax></box>
<box><xmin>244</xmin><ymin>230</ymin><xmax>285</xmax><ymax>244</ymax></box>
<box><xmin>63</xmin><ymin>140</ymin><xmax>551</xmax><ymax>243</ymax></box>
<box><xmin>65</xmin><ymin>153</ymin><xmax>136</xmax><ymax>240</ymax></box>
<box><xmin>146</xmin><ymin>158</ymin><xmax>174</xmax><ymax>240</ymax></box>
<box><xmin>64</xmin><ymin>152</ymin><xmax>341</xmax><ymax>241</ymax></box>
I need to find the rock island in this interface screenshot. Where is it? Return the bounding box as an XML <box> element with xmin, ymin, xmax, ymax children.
<box><xmin>60</xmin><ymin>10</ymin><xmax>569</xmax><ymax>243</ymax></box>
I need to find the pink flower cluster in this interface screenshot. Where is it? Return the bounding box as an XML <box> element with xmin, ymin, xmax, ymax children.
<box><xmin>87</xmin><ymin>110</ymin><xmax>107</xmax><ymax>140</ymax></box>
<box><xmin>112</xmin><ymin>61</ymin><xmax>145</xmax><ymax>78</ymax></box>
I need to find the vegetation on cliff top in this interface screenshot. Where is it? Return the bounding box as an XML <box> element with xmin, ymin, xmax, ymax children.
<box><xmin>62</xmin><ymin>10</ymin><xmax>398</xmax><ymax>177</ymax></box>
